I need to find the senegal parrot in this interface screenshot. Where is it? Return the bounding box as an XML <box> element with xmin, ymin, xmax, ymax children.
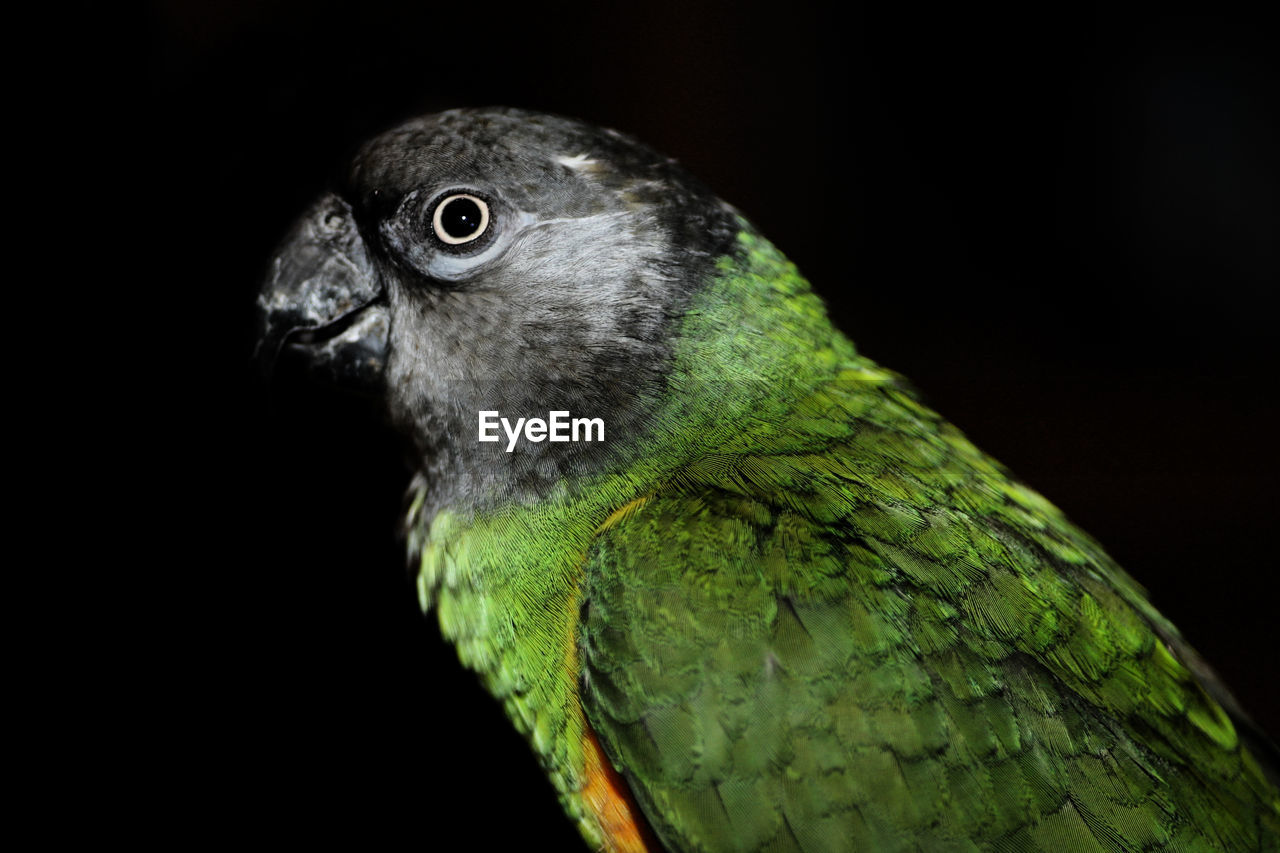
<box><xmin>258</xmin><ymin>107</ymin><xmax>1279</xmax><ymax>851</ymax></box>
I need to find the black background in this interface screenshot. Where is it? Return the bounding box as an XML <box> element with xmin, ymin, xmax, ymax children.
<box><xmin>145</xmin><ymin>1</ymin><xmax>1277</xmax><ymax>844</ymax></box>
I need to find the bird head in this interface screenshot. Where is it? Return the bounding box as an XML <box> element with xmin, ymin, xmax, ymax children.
<box><xmin>259</xmin><ymin>107</ymin><xmax>741</xmax><ymax>504</ymax></box>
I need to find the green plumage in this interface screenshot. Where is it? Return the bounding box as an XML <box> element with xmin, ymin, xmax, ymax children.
<box><xmin>416</xmin><ymin>231</ymin><xmax>1279</xmax><ymax>851</ymax></box>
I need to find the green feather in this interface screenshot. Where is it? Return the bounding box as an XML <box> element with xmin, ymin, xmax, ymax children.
<box><xmin>414</xmin><ymin>228</ymin><xmax>1280</xmax><ymax>850</ymax></box>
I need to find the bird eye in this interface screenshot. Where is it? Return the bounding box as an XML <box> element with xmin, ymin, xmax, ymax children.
<box><xmin>431</xmin><ymin>193</ymin><xmax>490</xmax><ymax>245</ymax></box>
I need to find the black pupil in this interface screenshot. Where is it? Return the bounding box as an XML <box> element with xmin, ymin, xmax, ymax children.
<box><xmin>440</xmin><ymin>197</ymin><xmax>483</xmax><ymax>239</ymax></box>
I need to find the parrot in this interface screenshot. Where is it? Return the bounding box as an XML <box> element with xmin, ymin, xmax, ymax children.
<box><xmin>258</xmin><ymin>107</ymin><xmax>1279</xmax><ymax>851</ymax></box>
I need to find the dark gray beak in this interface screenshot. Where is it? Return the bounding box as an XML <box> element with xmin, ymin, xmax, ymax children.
<box><xmin>257</xmin><ymin>193</ymin><xmax>388</xmax><ymax>389</ymax></box>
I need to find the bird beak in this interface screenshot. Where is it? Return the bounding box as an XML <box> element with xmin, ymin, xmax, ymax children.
<box><xmin>257</xmin><ymin>192</ymin><xmax>388</xmax><ymax>390</ymax></box>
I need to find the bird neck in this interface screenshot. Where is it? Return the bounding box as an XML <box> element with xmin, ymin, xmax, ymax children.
<box><xmin>405</xmin><ymin>227</ymin><xmax>868</xmax><ymax>842</ymax></box>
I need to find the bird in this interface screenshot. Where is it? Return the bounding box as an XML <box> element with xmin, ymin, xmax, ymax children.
<box><xmin>258</xmin><ymin>106</ymin><xmax>1279</xmax><ymax>851</ymax></box>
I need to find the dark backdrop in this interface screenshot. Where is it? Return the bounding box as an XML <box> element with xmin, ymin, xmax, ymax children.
<box><xmin>146</xmin><ymin>1</ymin><xmax>1277</xmax><ymax>844</ymax></box>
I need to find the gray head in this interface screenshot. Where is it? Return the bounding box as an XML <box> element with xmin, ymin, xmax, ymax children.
<box><xmin>259</xmin><ymin>107</ymin><xmax>741</xmax><ymax>506</ymax></box>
